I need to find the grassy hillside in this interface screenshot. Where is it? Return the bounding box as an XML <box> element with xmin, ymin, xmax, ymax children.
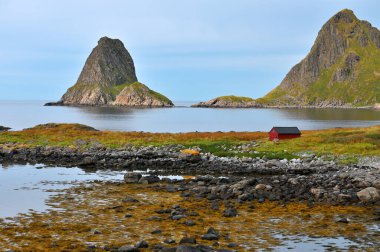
<box><xmin>258</xmin><ymin>10</ymin><xmax>380</xmax><ymax>107</ymax></box>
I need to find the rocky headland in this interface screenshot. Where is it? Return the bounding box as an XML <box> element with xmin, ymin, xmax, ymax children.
<box><xmin>257</xmin><ymin>9</ymin><xmax>380</xmax><ymax>108</ymax></box>
<box><xmin>195</xmin><ymin>9</ymin><xmax>380</xmax><ymax>109</ymax></box>
<box><xmin>46</xmin><ymin>37</ymin><xmax>173</xmax><ymax>107</ymax></box>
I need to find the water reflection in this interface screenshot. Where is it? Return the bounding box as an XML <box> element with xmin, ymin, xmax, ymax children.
<box><xmin>0</xmin><ymin>101</ymin><xmax>379</xmax><ymax>132</ymax></box>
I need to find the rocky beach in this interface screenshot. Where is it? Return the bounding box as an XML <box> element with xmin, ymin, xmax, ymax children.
<box><xmin>0</xmin><ymin>124</ymin><xmax>379</xmax><ymax>250</ymax></box>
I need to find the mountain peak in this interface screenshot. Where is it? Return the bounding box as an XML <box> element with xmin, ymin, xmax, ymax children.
<box><xmin>97</xmin><ymin>36</ymin><xmax>124</xmax><ymax>47</ymax></box>
<box><xmin>328</xmin><ymin>9</ymin><xmax>358</xmax><ymax>26</ymax></box>
<box><xmin>259</xmin><ymin>9</ymin><xmax>380</xmax><ymax>107</ymax></box>
<box><xmin>55</xmin><ymin>37</ymin><xmax>173</xmax><ymax>107</ymax></box>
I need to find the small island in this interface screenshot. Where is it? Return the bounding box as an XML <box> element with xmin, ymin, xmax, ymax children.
<box><xmin>191</xmin><ymin>95</ymin><xmax>261</xmax><ymax>108</ymax></box>
<box><xmin>46</xmin><ymin>37</ymin><xmax>173</xmax><ymax>107</ymax></box>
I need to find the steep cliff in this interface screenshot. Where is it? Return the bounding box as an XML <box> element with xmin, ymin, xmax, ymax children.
<box><xmin>51</xmin><ymin>37</ymin><xmax>173</xmax><ymax>107</ymax></box>
<box><xmin>258</xmin><ymin>9</ymin><xmax>380</xmax><ymax>107</ymax></box>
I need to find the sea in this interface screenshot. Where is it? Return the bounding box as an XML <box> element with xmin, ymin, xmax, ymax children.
<box><xmin>1</xmin><ymin>100</ymin><xmax>380</xmax><ymax>132</ymax></box>
<box><xmin>1</xmin><ymin>100</ymin><xmax>380</xmax><ymax>250</ymax></box>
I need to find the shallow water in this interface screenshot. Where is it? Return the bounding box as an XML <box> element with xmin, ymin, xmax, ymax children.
<box><xmin>0</xmin><ymin>164</ymin><xmax>124</xmax><ymax>217</ymax></box>
<box><xmin>0</xmin><ymin>164</ymin><xmax>379</xmax><ymax>251</ymax></box>
<box><xmin>1</xmin><ymin>100</ymin><xmax>380</xmax><ymax>132</ymax></box>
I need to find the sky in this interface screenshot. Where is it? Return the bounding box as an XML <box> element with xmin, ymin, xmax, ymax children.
<box><xmin>0</xmin><ymin>0</ymin><xmax>379</xmax><ymax>101</ymax></box>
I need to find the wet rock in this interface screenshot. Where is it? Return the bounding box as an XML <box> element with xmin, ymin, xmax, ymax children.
<box><xmin>122</xmin><ymin>195</ymin><xmax>139</xmax><ymax>203</ymax></box>
<box><xmin>124</xmin><ymin>173</ymin><xmax>142</xmax><ymax>183</ymax></box>
<box><xmin>336</xmin><ymin>217</ymin><xmax>349</xmax><ymax>223</ymax></box>
<box><xmin>172</xmin><ymin>215</ymin><xmax>186</xmax><ymax>220</ymax></box>
<box><xmin>357</xmin><ymin>187</ymin><xmax>380</xmax><ymax>202</ymax></box>
<box><xmin>118</xmin><ymin>245</ymin><xmax>140</xmax><ymax>252</ymax></box>
<box><xmin>139</xmin><ymin>175</ymin><xmax>160</xmax><ymax>184</ymax></box>
<box><xmin>183</xmin><ymin>220</ymin><xmax>196</xmax><ymax>226</ymax></box>
<box><xmin>135</xmin><ymin>241</ymin><xmax>149</xmax><ymax>248</ymax></box>
<box><xmin>179</xmin><ymin>237</ymin><xmax>197</xmax><ymax>245</ymax></box>
<box><xmin>223</xmin><ymin>208</ymin><xmax>238</xmax><ymax>217</ymax></box>
<box><xmin>91</xmin><ymin>228</ymin><xmax>102</xmax><ymax>234</ymax></box>
<box><xmin>176</xmin><ymin>245</ymin><xmax>201</xmax><ymax>252</ymax></box>
<box><xmin>151</xmin><ymin>229</ymin><xmax>162</xmax><ymax>234</ymax></box>
<box><xmin>227</xmin><ymin>243</ymin><xmax>238</xmax><ymax>248</ymax></box>
<box><xmin>146</xmin><ymin>216</ymin><xmax>164</xmax><ymax>221</ymax></box>
<box><xmin>211</xmin><ymin>200</ymin><xmax>220</xmax><ymax>210</ymax></box>
<box><xmin>201</xmin><ymin>227</ymin><xmax>220</xmax><ymax>240</ymax></box>
<box><xmin>164</xmin><ymin>238</ymin><xmax>176</xmax><ymax>244</ymax></box>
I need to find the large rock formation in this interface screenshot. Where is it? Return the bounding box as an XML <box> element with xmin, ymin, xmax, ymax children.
<box><xmin>49</xmin><ymin>37</ymin><xmax>173</xmax><ymax>107</ymax></box>
<box><xmin>258</xmin><ymin>9</ymin><xmax>380</xmax><ymax>107</ymax></box>
<box><xmin>192</xmin><ymin>95</ymin><xmax>260</xmax><ymax>108</ymax></box>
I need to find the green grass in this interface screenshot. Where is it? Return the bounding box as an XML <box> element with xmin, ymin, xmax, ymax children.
<box><xmin>0</xmin><ymin>124</ymin><xmax>379</xmax><ymax>162</ymax></box>
<box><xmin>216</xmin><ymin>95</ymin><xmax>255</xmax><ymax>103</ymax></box>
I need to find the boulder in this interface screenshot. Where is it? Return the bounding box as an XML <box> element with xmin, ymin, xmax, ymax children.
<box><xmin>356</xmin><ymin>187</ymin><xmax>380</xmax><ymax>202</ymax></box>
<box><xmin>124</xmin><ymin>173</ymin><xmax>142</xmax><ymax>183</ymax></box>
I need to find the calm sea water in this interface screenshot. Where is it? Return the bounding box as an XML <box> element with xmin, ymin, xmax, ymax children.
<box><xmin>0</xmin><ymin>100</ymin><xmax>379</xmax><ymax>132</ymax></box>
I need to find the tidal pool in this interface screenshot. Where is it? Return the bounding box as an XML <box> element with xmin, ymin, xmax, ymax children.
<box><xmin>0</xmin><ymin>164</ymin><xmax>379</xmax><ymax>251</ymax></box>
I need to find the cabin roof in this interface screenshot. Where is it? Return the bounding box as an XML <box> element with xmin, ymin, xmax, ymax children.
<box><xmin>271</xmin><ymin>127</ymin><xmax>301</xmax><ymax>135</ymax></box>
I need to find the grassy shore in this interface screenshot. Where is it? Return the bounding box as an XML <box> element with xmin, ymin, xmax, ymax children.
<box><xmin>0</xmin><ymin>123</ymin><xmax>379</xmax><ymax>162</ymax></box>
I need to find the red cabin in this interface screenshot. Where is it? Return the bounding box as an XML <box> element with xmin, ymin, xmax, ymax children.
<box><xmin>269</xmin><ymin>127</ymin><xmax>301</xmax><ymax>141</ymax></box>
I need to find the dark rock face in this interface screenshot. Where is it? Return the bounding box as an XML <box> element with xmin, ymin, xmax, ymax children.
<box><xmin>53</xmin><ymin>37</ymin><xmax>173</xmax><ymax>107</ymax></box>
<box><xmin>77</xmin><ymin>37</ymin><xmax>137</xmax><ymax>88</ymax></box>
<box><xmin>260</xmin><ymin>9</ymin><xmax>380</xmax><ymax>107</ymax></box>
<box><xmin>61</xmin><ymin>37</ymin><xmax>137</xmax><ymax>105</ymax></box>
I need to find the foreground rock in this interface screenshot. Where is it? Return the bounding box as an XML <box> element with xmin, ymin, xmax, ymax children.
<box><xmin>46</xmin><ymin>36</ymin><xmax>173</xmax><ymax>107</ymax></box>
<box><xmin>192</xmin><ymin>96</ymin><xmax>261</xmax><ymax>108</ymax></box>
<box><xmin>1</xmin><ymin>143</ymin><xmax>379</xmax><ymax>205</ymax></box>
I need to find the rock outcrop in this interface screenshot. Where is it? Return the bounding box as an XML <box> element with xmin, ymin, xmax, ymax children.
<box><xmin>258</xmin><ymin>9</ymin><xmax>380</xmax><ymax>107</ymax></box>
<box><xmin>48</xmin><ymin>37</ymin><xmax>173</xmax><ymax>107</ymax></box>
<box><xmin>0</xmin><ymin>126</ymin><xmax>11</xmax><ymax>132</ymax></box>
<box><xmin>192</xmin><ymin>95</ymin><xmax>260</xmax><ymax>108</ymax></box>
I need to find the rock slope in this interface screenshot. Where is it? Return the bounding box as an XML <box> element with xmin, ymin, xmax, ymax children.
<box><xmin>192</xmin><ymin>95</ymin><xmax>260</xmax><ymax>108</ymax></box>
<box><xmin>258</xmin><ymin>9</ymin><xmax>380</xmax><ymax>107</ymax></box>
<box><xmin>49</xmin><ymin>37</ymin><xmax>173</xmax><ymax>107</ymax></box>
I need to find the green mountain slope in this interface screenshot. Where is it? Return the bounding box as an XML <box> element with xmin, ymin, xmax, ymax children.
<box><xmin>258</xmin><ymin>9</ymin><xmax>380</xmax><ymax>107</ymax></box>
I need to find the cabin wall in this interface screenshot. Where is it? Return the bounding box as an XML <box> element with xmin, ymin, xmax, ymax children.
<box><xmin>268</xmin><ymin>131</ymin><xmax>279</xmax><ymax>141</ymax></box>
<box><xmin>278</xmin><ymin>134</ymin><xmax>300</xmax><ymax>140</ymax></box>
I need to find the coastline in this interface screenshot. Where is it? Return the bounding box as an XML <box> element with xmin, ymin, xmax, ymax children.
<box><xmin>0</xmin><ymin>123</ymin><xmax>379</xmax><ymax>206</ymax></box>
<box><xmin>1</xmin><ymin>124</ymin><xmax>379</xmax><ymax>251</ymax></box>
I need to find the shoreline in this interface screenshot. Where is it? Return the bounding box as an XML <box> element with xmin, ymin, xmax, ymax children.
<box><xmin>1</xmin><ymin>144</ymin><xmax>379</xmax><ymax>206</ymax></box>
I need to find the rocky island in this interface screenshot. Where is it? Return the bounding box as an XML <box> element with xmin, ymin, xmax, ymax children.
<box><xmin>46</xmin><ymin>37</ymin><xmax>173</xmax><ymax>107</ymax></box>
<box><xmin>191</xmin><ymin>95</ymin><xmax>261</xmax><ymax>108</ymax></box>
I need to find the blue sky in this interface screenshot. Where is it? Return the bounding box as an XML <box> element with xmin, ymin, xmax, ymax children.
<box><xmin>0</xmin><ymin>0</ymin><xmax>379</xmax><ymax>101</ymax></box>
